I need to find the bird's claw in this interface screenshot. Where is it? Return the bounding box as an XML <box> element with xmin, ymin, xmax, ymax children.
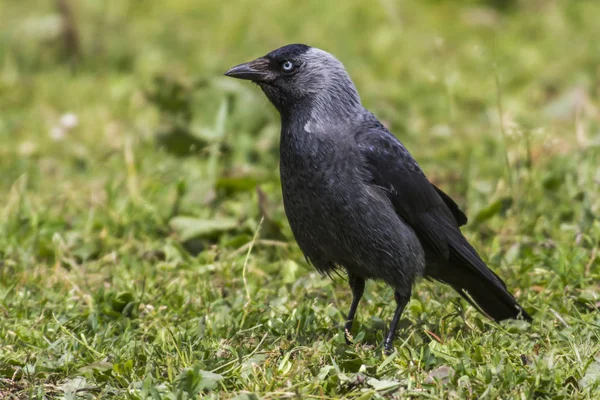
<box><xmin>383</xmin><ymin>340</ymin><xmax>394</xmax><ymax>355</ymax></box>
<box><xmin>344</xmin><ymin>326</ymin><xmax>354</xmax><ymax>345</ymax></box>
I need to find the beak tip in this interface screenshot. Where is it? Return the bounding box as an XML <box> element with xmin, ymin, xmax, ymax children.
<box><xmin>223</xmin><ymin>66</ymin><xmax>242</xmax><ymax>79</ymax></box>
<box><xmin>223</xmin><ymin>58</ymin><xmax>268</xmax><ymax>81</ymax></box>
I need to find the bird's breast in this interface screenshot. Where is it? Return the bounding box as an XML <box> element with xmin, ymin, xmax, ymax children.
<box><xmin>278</xmin><ymin>131</ymin><xmax>426</xmax><ymax>282</ymax></box>
<box><xmin>279</xmin><ymin>132</ymin><xmax>357</xmax><ymax>196</ymax></box>
<box><xmin>279</xmin><ymin>132</ymin><xmax>373</xmax><ymax>239</ymax></box>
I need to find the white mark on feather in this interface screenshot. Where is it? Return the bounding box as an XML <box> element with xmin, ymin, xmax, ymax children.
<box><xmin>304</xmin><ymin>120</ymin><xmax>314</xmax><ymax>133</ymax></box>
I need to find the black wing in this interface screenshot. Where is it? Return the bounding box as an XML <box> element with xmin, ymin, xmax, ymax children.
<box><xmin>356</xmin><ymin>129</ymin><xmax>462</xmax><ymax>258</ymax></box>
<box><xmin>356</xmin><ymin>129</ymin><xmax>505</xmax><ymax>287</ymax></box>
<box><xmin>356</xmin><ymin>128</ymin><xmax>531</xmax><ymax>321</ymax></box>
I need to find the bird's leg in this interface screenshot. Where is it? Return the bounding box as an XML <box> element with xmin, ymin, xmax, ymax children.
<box><xmin>344</xmin><ymin>274</ymin><xmax>365</xmax><ymax>344</ymax></box>
<box><xmin>383</xmin><ymin>289</ymin><xmax>412</xmax><ymax>354</ymax></box>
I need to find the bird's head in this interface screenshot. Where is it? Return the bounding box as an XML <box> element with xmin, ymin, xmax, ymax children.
<box><xmin>225</xmin><ymin>44</ymin><xmax>361</xmax><ymax>117</ymax></box>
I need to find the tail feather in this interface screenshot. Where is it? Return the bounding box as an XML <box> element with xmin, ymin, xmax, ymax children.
<box><xmin>448</xmin><ymin>275</ymin><xmax>532</xmax><ymax>322</ymax></box>
<box><xmin>430</xmin><ymin>236</ymin><xmax>531</xmax><ymax>322</ymax></box>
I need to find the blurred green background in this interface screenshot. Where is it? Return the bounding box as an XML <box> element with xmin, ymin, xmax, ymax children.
<box><xmin>1</xmin><ymin>0</ymin><xmax>600</xmax><ymax>398</ymax></box>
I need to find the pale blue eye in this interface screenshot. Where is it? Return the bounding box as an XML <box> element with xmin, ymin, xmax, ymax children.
<box><xmin>282</xmin><ymin>61</ymin><xmax>294</xmax><ymax>71</ymax></box>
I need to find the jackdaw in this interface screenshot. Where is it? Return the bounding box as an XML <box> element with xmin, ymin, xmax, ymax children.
<box><xmin>225</xmin><ymin>44</ymin><xmax>531</xmax><ymax>353</ymax></box>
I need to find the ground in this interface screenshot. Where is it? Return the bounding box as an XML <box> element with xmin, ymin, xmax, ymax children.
<box><xmin>1</xmin><ymin>0</ymin><xmax>600</xmax><ymax>398</ymax></box>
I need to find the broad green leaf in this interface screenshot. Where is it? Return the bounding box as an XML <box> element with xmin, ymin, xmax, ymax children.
<box><xmin>474</xmin><ymin>197</ymin><xmax>513</xmax><ymax>224</ymax></box>
<box><xmin>170</xmin><ymin>216</ymin><xmax>238</xmax><ymax>241</ymax></box>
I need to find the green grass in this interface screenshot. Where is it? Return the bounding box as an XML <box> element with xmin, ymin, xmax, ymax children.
<box><xmin>1</xmin><ymin>0</ymin><xmax>600</xmax><ymax>398</ymax></box>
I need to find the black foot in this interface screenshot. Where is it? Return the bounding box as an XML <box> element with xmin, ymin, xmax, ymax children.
<box><xmin>382</xmin><ymin>289</ymin><xmax>412</xmax><ymax>355</ymax></box>
<box><xmin>344</xmin><ymin>274</ymin><xmax>365</xmax><ymax>346</ymax></box>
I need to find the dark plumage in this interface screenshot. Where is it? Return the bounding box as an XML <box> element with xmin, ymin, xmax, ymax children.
<box><xmin>225</xmin><ymin>44</ymin><xmax>531</xmax><ymax>353</ymax></box>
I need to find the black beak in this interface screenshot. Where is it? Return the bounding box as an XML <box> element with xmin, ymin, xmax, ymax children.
<box><xmin>224</xmin><ymin>57</ymin><xmax>270</xmax><ymax>82</ymax></box>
